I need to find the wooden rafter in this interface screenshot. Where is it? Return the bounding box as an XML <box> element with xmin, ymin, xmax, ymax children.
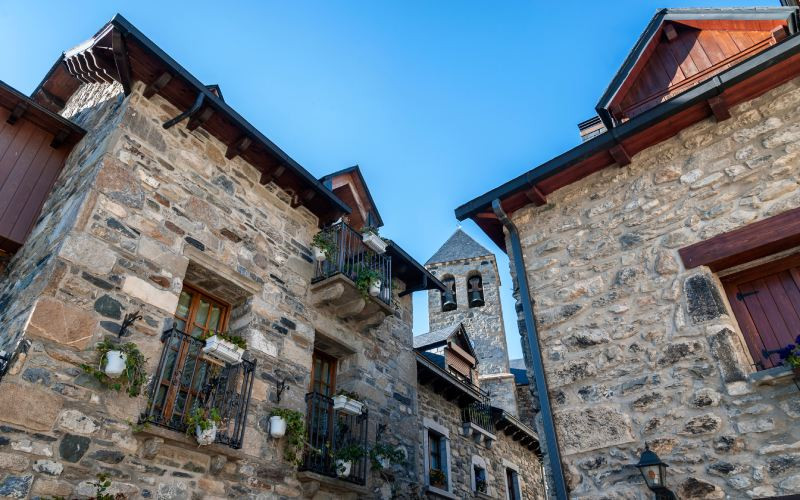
<box><xmin>225</xmin><ymin>136</ymin><xmax>252</xmax><ymax>160</ymax></box>
<box><xmin>111</xmin><ymin>30</ymin><xmax>133</xmax><ymax>96</ymax></box>
<box><xmin>6</xmin><ymin>103</ymin><xmax>27</xmax><ymax>125</ymax></box>
<box><xmin>707</xmin><ymin>95</ymin><xmax>730</xmax><ymax>122</ymax></box>
<box><xmin>143</xmin><ymin>72</ymin><xmax>172</xmax><ymax>99</ymax></box>
<box><xmin>609</xmin><ymin>143</ymin><xmax>632</xmax><ymax>167</ymax></box>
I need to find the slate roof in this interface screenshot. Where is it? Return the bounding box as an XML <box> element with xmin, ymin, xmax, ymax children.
<box><xmin>413</xmin><ymin>323</ymin><xmax>462</xmax><ymax>350</ymax></box>
<box><xmin>426</xmin><ymin>229</ymin><xmax>493</xmax><ymax>265</ymax></box>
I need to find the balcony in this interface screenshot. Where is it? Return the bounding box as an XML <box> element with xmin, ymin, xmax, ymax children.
<box><xmin>143</xmin><ymin>326</ymin><xmax>256</xmax><ymax>449</ymax></box>
<box><xmin>310</xmin><ymin>222</ymin><xmax>394</xmax><ymax>325</ymax></box>
<box><xmin>461</xmin><ymin>400</ymin><xmax>496</xmax><ymax>447</ymax></box>
<box><xmin>300</xmin><ymin>392</ymin><xmax>369</xmax><ymax>486</ymax></box>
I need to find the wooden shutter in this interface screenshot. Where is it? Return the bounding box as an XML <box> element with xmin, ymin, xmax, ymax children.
<box><xmin>722</xmin><ymin>254</ymin><xmax>800</xmax><ymax>370</ymax></box>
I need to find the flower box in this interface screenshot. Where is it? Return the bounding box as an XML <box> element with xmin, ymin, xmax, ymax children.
<box><xmin>203</xmin><ymin>335</ymin><xmax>244</xmax><ymax>365</ymax></box>
<box><xmin>333</xmin><ymin>395</ymin><xmax>365</xmax><ymax>416</ymax></box>
<box><xmin>196</xmin><ymin>423</ymin><xmax>217</xmax><ymax>446</ymax></box>
<box><xmin>362</xmin><ymin>233</ymin><xmax>387</xmax><ymax>254</ymax></box>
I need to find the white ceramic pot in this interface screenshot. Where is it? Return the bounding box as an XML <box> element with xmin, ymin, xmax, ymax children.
<box><xmin>103</xmin><ymin>350</ymin><xmax>127</xmax><ymax>378</ymax></box>
<box><xmin>332</xmin><ymin>395</ymin><xmax>365</xmax><ymax>416</ymax></box>
<box><xmin>269</xmin><ymin>416</ymin><xmax>287</xmax><ymax>438</ymax></box>
<box><xmin>203</xmin><ymin>335</ymin><xmax>244</xmax><ymax>365</ymax></box>
<box><xmin>312</xmin><ymin>246</ymin><xmax>326</xmax><ymax>262</ymax></box>
<box><xmin>336</xmin><ymin>459</ymin><xmax>352</xmax><ymax>477</ymax></box>
<box><xmin>362</xmin><ymin>233</ymin><xmax>387</xmax><ymax>254</ymax></box>
<box><xmin>369</xmin><ymin>280</ymin><xmax>381</xmax><ymax>297</ymax></box>
<box><xmin>196</xmin><ymin>423</ymin><xmax>217</xmax><ymax>446</ymax></box>
<box><xmin>378</xmin><ymin>456</ymin><xmax>390</xmax><ymax>469</ymax></box>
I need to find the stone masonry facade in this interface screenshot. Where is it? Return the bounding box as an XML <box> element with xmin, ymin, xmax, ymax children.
<box><xmin>427</xmin><ymin>255</ymin><xmax>518</xmax><ymax>416</ymax></box>
<box><xmin>0</xmin><ymin>80</ymin><xmax>426</xmax><ymax>499</ymax></box>
<box><xmin>508</xmin><ymin>75</ymin><xmax>800</xmax><ymax>498</ymax></box>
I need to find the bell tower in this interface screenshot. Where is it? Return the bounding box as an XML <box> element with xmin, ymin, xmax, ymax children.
<box><xmin>425</xmin><ymin>229</ymin><xmax>518</xmax><ymax>415</ymax></box>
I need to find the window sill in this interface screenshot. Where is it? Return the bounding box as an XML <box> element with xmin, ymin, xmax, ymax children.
<box><xmin>475</xmin><ymin>491</ymin><xmax>493</xmax><ymax>499</ymax></box>
<box><xmin>749</xmin><ymin>365</ymin><xmax>798</xmax><ymax>387</ymax></box>
<box><xmin>425</xmin><ymin>485</ymin><xmax>459</xmax><ymax>500</ymax></box>
<box><xmin>134</xmin><ymin>424</ymin><xmax>248</xmax><ymax>461</ymax></box>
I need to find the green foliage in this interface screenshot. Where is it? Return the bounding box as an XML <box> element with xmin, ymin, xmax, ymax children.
<box><xmin>127</xmin><ymin>415</ymin><xmax>154</xmax><ymax>433</ymax></box>
<box><xmin>429</xmin><ymin>468</ymin><xmax>447</xmax><ymax>487</ymax></box>
<box><xmin>361</xmin><ymin>226</ymin><xmax>379</xmax><ymax>236</ymax></box>
<box><xmin>90</xmin><ymin>472</ymin><xmax>125</xmax><ymax>499</ymax></box>
<box><xmin>270</xmin><ymin>408</ymin><xmax>306</xmax><ymax>465</ymax></box>
<box><xmin>369</xmin><ymin>442</ymin><xmax>405</xmax><ymax>471</ymax></box>
<box><xmin>312</xmin><ymin>231</ymin><xmax>336</xmax><ymax>260</ymax></box>
<box><xmin>335</xmin><ymin>443</ymin><xmax>367</xmax><ymax>474</ymax></box>
<box><xmin>185</xmin><ymin>406</ymin><xmax>222</xmax><ymax>435</ymax></box>
<box><xmin>80</xmin><ymin>339</ymin><xmax>148</xmax><ymax>397</ymax></box>
<box><xmin>334</xmin><ymin>389</ymin><xmax>363</xmax><ymax>402</ymax></box>
<box><xmin>476</xmin><ymin>478</ymin><xmax>487</xmax><ymax>493</ymax></box>
<box><xmin>353</xmin><ymin>265</ymin><xmax>382</xmax><ymax>299</ymax></box>
<box><xmin>201</xmin><ymin>330</ymin><xmax>247</xmax><ymax>350</ymax></box>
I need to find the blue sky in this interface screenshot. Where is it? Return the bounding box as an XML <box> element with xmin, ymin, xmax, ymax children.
<box><xmin>2</xmin><ymin>0</ymin><xmax>764</xmax><ymax>359</ymax></box>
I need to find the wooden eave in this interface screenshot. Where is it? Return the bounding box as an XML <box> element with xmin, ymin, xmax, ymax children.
<box><xmin>456</xmin><ymin>26</ymin><xmax>800</xmax><ymax>251</ymax></box>
<box><xmin>415</xmin><ymin>352</ymin><xmax>484</xmax><ymax>407</ymax></box>
<box><xmin>31</xmin><ymin>14</ymin><xmax>350</xmax><ymax>226</ymax></box>
<box><xmin>490</xmin><ymin>407</ymin><xmax>541</xmax><ymax>454</ymax></box>
<box><xmin>0</xmin><ymin>80</ymin><xmax>85</xmax><ymax>148</ymax></box>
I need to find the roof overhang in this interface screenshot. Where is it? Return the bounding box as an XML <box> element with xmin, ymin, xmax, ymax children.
<box><xmin>0</xmin><ymin>80</ymin><xmax>85</xmax><ymax>149</ymax></box>
<box><xmin>33</xmin><ymin>14</ymin><xmax>350</xmax><ymax>226</ymax></box>
<box><xmin>387</xmin><ymin>241</ymin><xmax>446</xmax><ymax>296</ymax></box>
<box><xmin>415</xmin><ymin>351</ymin><xmax>485</xmax><ymax>407</ymax></box>
<box><xmin>455</xmin><ymin>26</ymin><xmax>800</xmax><ymax>251</ymax></box>
<box><xmin>320</xmin><ymin>165</ymin><xmax>384</xmax><ymax>228</ymax></box>
<box><xmin>490</xmin><ymin>407</ymin><xmax>541</xmax><ymax>454</ymax></box>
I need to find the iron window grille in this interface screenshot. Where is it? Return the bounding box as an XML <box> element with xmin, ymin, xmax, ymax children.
<box><xmin>144</xmin><ymin>326</ymin><xmax>256</xmax><ymax>449</ymax></box>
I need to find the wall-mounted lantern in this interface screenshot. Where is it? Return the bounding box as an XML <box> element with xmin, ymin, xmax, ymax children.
<box><xmin>635</xmin><ymin>443</ymin><xmax>676</xmax><ymax>499</ymax></box>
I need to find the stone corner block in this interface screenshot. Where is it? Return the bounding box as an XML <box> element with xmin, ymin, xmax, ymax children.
<box><xmin>26</xmin><ymin>296</ymin><xmax>96</xmax><ymax>350</ymax></box>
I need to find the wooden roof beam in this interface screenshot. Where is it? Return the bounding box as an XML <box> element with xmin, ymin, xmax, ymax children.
<box><xmin>6</xmin><ymin>102</ymin><xmax>27</xmax><ymax>125</ymax></box>
<box><xmin>260</xmin><ymin>165</ymin><xmax>285</xmax><ymax>185</ymax></box>
<box><xmin>50</xmin><ymin>129</ymin><xmax>69</xmax><ymax>149</ymax></box>
<box><xmin>523</xmin><ymin>185</ymin><xmax>547</xmax><ymax>205</ymax></box>
<box><xmin>111</xmin><ymin>30</ymin><xmax>133</xmax><ymax>95</ymax></box>
<box><xmin>771</xmin><ymin>25</ymin><xmax>788</xmax><ymax>45</ymax></box>
<box><xmin>708</xmin><ymin>95</ymin><xmax>731</xmax><ymax>122</ymax></box>
<box><xmin>609</xmin><ymin>143</ymin><xmax>632</xmax><ymax>167</ymax></box>
<box><xmin>143</xmin><ymin>72</ymin><xmax>173</xmax><ymax>99</ymax></box>
<box><xmin>225</xmin><ymin>136</ymin><xmax>252</xmax><ymax>160</ymax></box>
<box><xmin>663</xmin><ymin>23</ymin><xmax>678</xmax><ymax>42</ymax></box>
<box><xmin>186</xmin><ymin>107</ymin><xmax>214</xmax><ymax>131</ymax></box>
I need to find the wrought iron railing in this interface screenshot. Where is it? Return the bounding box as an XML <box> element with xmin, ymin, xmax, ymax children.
<box><xmin>144</xmin><ymin>326</ymin><xmax>256</xmax><ymax>449</ymax></box>
<box><xmin>312</xmin><ymin>222</ymin><xmax>392</xmax><ymax>305</ymax></box>
<box><xmin>301</xmin><ymin>392</ymin><xmax>369</xmax><ymax>485</ymax></box>
<box><xmin>461</xmin><ymin>401</ymin><xmax>493</xmax><ymax>434</ymax></box>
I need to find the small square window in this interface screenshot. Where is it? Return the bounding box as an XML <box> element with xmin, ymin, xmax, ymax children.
<box><xmin>428</xmin><ymin>430</ymin><xmax>448</xmax><ymax>489</ymax></box>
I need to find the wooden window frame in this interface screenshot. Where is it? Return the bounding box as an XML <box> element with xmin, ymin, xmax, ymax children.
<box><xmin>720</xmin><ymin>253</ymin><xmax>800</xmax><ymax>370</ymax></box>
<box><xmin>310</xmin><ymin>349</ymin><xmax>338</xmax><ymax>396</ymax></box>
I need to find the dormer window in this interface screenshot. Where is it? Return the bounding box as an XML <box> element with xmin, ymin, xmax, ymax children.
<box><xmin>441</xmin><ymin>276</ymin><xmax>457</xmax><ymax>312</ymax></box>
<box><xmin>468</xmin><ymin>275</ymin><xmax>484</xmax><ymax>308</ymax></box>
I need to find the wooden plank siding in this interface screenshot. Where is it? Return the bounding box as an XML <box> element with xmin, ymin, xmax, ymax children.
<box><xmin>0</xmin><ymin>105</ymin><xmax>70</xmax><ymax>253</ymax></box>
<box><xmin>616</xmin><ymin>24</ymin><xmax>774</xmax><ymax>120</ymax></box>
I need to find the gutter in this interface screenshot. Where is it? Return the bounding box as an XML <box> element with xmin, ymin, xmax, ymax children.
<box><xmin>455</xmin><ymin>30</ymin><xmax>800</xmax><ymax>224</ymax></box>
<box><xmin>491</xmin><ymin>199</ymin><xmax>568</xmax><ymax>500</ymax></box>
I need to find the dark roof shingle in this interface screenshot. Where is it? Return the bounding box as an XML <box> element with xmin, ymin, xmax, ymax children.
<box><xmin>426</xmin><ymin>229</ymin><xmax>493</xmax><ymax>265</ymax></box>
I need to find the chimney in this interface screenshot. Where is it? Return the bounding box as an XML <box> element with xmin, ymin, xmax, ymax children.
<box><xmin>577</xmin><ymin>116</ymin><xmax>607</xmax><ymax>142</ymax></box>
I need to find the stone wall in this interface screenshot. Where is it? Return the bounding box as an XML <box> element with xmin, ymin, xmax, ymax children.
<box><xmin>508</xmin><ymin>76</ymin><xmax>800</xmax><ymax>498</ymax></box>
<box><xmin>0</xmin><ymin>81</ymin><xmax>421</xmax><ymax>499</ymax></box>
<box><xmin>416</xmin><ymin>383</ymin><xmax>546</xmax><ymax>499</ymax></box>
<box><xmin>427</xmin><ymin>256</ymin><xmax>518</xmax><ymax>415</ymax></box>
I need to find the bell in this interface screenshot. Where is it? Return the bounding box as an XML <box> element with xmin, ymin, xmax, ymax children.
<box><xmin>442</xmin><ymin>290</ymin><xmax>457</xmax><ymax>311</ymax></box>
<box><xmin>468</xmin><ymin>289</ymin><xmax>484</xmax><ymax>308</ymax></box>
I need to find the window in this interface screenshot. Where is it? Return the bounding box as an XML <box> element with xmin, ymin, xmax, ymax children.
<box><xmin>174</xmin><ymin>284</ymin><xmax>229</xmax><ymax>337</ymax></box>
<box><xmin>721</xmin><ymin>255</ymin><xmax>800</xmax><ymax>370</ymax></box>
<box><xmin>423</xmin><ymin>418</ymin><xmax>451</xmax><ymax>492</ymax></box>
<box><xmin>441</xmin><ymin>275</ymin><xmax>457</xmax><ymax>312</ymax></box>
<box><xmin>473</xmin><ymin>463</ymin><xmax>488</xmax><ymax>494</ymax></box>
<box><xmin>467</xmin><ymin>274</ymin><xmax>484</xmax><ymax>308</ymax></box>
<box><xmin>506</xmin><ymin>467</ymin><xmax>521</xmax><ymax>500</ymax></box>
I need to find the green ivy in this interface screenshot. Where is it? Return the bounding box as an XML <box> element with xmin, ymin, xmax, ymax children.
<box><xmin>353</xmin><ymin>265</ymin><xmax>382</xmax><ymax>299</ymax></box>
<box><xmin>312</xmin><ymin>231</ymin><xmax>336</xmax><ymax>260</ymax></box>
<box><xmin>80</xmin><ymin>339</ymin><xmax>148</xmax><ymax>397</ymax></box>
<box><xmin>270</xmin><ymin>408</ymin><xmax>306</xmax><ymax>465</ymax></box>
<box><xmin>201</xmin><ymin>330</ymin><xmax>247</xmax><ymax>350</ymax></box>
<box><xmin>369</xmin><ymin>442</ymin><xmax>405</xmax><ymax>471</ymax></box>
<box><xmin>334</xmin><ymin>388</ymin><xmax>363</xmax><ymax>402</ymax></box>
<box><xmin>334</xmin><ymin>443</ymin><xmax>367</xmax><ymax>474</ymax></box>
<box><xmin>185</xmin><ymin>406</ymin><xmax>222</xmax><ymax>435</ymax></box>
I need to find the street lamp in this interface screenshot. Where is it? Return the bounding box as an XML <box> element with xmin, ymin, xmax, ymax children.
<box><xmin>635</xmin><ymin>443</ymin><xmax>676</xmax><ymax>500</ymax></box>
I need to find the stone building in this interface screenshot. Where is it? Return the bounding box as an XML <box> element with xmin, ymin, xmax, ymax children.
<box><xmin>425</xmin><ymin>229</ymin><xmax>518</xmax><ymax>415</ymax></box>
<box><xmin>0</xmin><ymin>15</ymin><xmax>472</xmax><ymax>500</ymax></box>
<box><xmin>456</xmin><ymin>6</ymin><xmax>800</xmax><ymax>500</ymax></box>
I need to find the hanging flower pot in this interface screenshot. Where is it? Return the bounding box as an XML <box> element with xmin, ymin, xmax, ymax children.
<box><xmin>269</xmin><ymin>415</ymin><xmax>287</xmax><ymax>438</ymax></box>
<box><xmin>333</xmin><ymin>392</ymin><xmax>365</xmax><ymax>416</ymax></box>
<box><xmin>312</xmin><ymin>246</ymin><xmax>327</xmax><ymax>262</ymax></box>
<box><xmin>369</xmin><ymin>279</ymin><xmax>381</xmax><ymax>297</ymax></box>
<box><xmin>195</xmin><ymin>423</ymin><xmax>217</xmax><ymax>446</ymax></box>
<box><xmin>103</xmin><ymin>350</ymin><xmax>127</xmax><ymax>378</ymax></box>
<box><xmin>361</xmin><ymin>232</ymin><xmax>387</xmax><ymax>254</ymax></box>
<box><xmin>336</xmin><ymin>459</ymin><xmax>352</xmax><ymax>477</ymax></box>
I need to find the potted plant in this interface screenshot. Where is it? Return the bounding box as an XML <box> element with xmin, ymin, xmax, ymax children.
<box><xmin>476</xmin><ymin>478</ymin><xmax>488</xmax><ymax>494</ymax></box>
<box><xmin>361</xmin><ymin>226</ymin><xmax>387</xmax><ymax>254</ymax></box>
<box><xmin>370</xmin><ymin>442</ymin><xmax>405</xmax><ymax>471</ymax></box>
<box><xmin>202</xmin><ymin>331</ymin><xmax>246</xmax><ymax>365</ymax></box>
<box><xmin>335</xmin><ymin>443</ymin><xmax>366</xmax><ymax>478</ymax></box>
<box><xmin>311</xmin><ymin>231</ymin><xmax>336</xmax><ymax>262</ymax></box>
<box><xmin>429</xmin><ymin>468</ymin><xmax>447</xmax><ymax>488</ymax></box>
<box><xmin>269</xmin><ymin>408</ymin><xmax>306</xmax><ymax>464</ymax></box>
<box><xmin>354</xmin><ymin>266</ymin><xmax>382</xmax><ymax>299</ymax></box>
<box><xmin>333</xmin><ymin>389</ymin><xmax>365</xmax><ymax>415</ymax></box>
<box><xmin>81</xmin><ymin>339</ymin><xmax>147</xmax><ymax>397</ymax></box>
<box><xmin>185</xmin><ymin>406</ymin><xmax>222</xmax><ymax>446</ymax></box>
<box><xmin>776</xmin><ymin>337</ymin><xmax>800</xmax><ymax>378</ymax></box>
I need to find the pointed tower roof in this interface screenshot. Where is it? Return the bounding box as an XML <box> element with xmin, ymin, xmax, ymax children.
<box><xmin>426</xmin><ymin>229</ymin><xmax>493</xmax><ymax>265</ymax></box>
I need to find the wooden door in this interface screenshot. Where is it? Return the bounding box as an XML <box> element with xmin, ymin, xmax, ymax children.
<box><xmin>722</xmin><ymin>255</ymin><xmax>800</xmax><ymax>369</ymax></box>
<box><xmin>157</xmin><ymin>285</ymin><xmax>230</xmax><ymax>424</ymax></box>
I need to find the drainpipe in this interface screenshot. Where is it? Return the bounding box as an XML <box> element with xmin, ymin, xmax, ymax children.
<box><xmin>491</xmin><ymin>199</ymin><xmax>569</xmax><ymax>500</ymax></box>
